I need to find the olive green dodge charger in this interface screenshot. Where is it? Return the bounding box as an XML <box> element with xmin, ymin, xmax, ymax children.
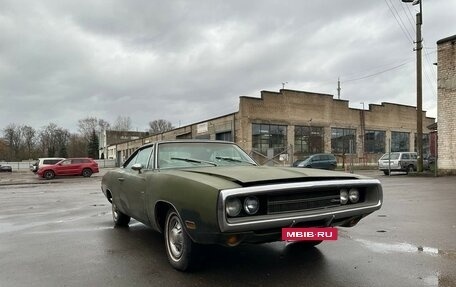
<box><xmin>101</xmin><ymin>140</ymin><xmax>383</xmax><ymax>271</ymax></box>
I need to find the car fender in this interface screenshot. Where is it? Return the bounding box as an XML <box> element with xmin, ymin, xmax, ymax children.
<box><xmin>146</xmin><ymin>172</ymin><xmax>234</xmax><ymax>240</ymax></box>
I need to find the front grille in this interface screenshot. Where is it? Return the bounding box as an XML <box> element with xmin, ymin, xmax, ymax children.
<box><xmin>267</xmin><ymin>189</ymin><xmax>340</xmax><ymax>214</ymax></box>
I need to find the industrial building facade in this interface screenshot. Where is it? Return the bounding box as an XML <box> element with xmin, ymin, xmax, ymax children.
<box><xmin>437</xmin><ymin>34</ymin><xmax>456</xmax><ymax>175</ymax></box>
<box><xmin>105</xmin><ymin>89</ymin><xmax>435</xmax><ymax>167</ymax></box>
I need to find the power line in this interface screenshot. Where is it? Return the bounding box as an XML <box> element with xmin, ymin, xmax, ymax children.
<box><xmin>384</xmin><ymin>0</ymin><xmax>414</xmax><ymax>44</ymax></box>
<box><xmin>401</xmin><ymin>1</ymin><xmax>416</xmax><ymax>33</ymax></box>
<box><xmin>422</xmin><ymin>40</ymin><xmax>437</xmax><ymax>98</ymax></box>
<box><xmin>342</xmin><ymin>61</ymin><xmax>411</xmax><ymax>83</ymax></box>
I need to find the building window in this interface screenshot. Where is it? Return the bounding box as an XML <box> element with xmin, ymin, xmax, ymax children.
<box><xmin>364</xmin><ymin>130</ymin><xmax>386</xmax><ymax>153</ymax></box>
<box><xmin>176</xmin><ymin>132</ymin><xmax>192</xmax><ymax>139</ymax></box>
<box><xmin>331</xmin><ymin>128</ymin><xmax>356</xmax><ymax>154</ymax></box>
<box><xmin>294</xmin><ymin>126</ymin><xmax>324</xmax><ymax>156</ymax></box>
<box><xmin>216</xmin><ymin>131</ymin><xmax>232</xmax><ymax>142</ymax></box>
<box><xmin>414</xmin><ymin>133</ymin><xmax>430</xmax><ymax>156</ymax></box>
<box><xmin>391</xmin><ymin>131</ymin><xmax>410</xmax><ymax>152</ymax></box>
<box><xmin>252</xmin><ymin>123</ymin><xmax>287</xmax><ymax>155</ymax></box>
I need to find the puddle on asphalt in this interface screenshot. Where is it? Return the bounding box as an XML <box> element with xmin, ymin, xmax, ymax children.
<box><xmin>355</xmin><ymin>239</ymin><xmax>456</xmax><ymax>286</ymax></box>
<box><xmin>355</xmin><ymin>238</ymin><xmax>445</xmax><ymax>257</ymax></box>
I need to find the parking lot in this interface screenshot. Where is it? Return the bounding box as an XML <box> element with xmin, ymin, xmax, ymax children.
<box><xmin>0</xmin><ymin>170</ymin><xmax>455</xmax><ymax>287</ymax></box>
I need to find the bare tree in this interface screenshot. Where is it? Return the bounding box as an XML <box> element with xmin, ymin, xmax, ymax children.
<box><xmin>98</xmin><ymin>119</ymin><xmax>110</xmax><ymax>132</ymax></box>
<box><xmin>78</xmin><ymin>117</ymin><xmax>99</xmax><ymax>142</ymax></box>
<box><xmin>67</xmin><ymin>134</ymin><xmax>87</xmax><ymax>157</ymax></box>
<box><xmin>112</xmin><ymin>115</ymin><xmax>132</xmax><ymax>131</ymax></box>
<box><xmin>38</xmin><ymin>123</ymin><xmax>69</xmax><ymax>157</ymax></box>
<box><xmin>3</xmin><ymin>124</ymin><xmax>22</xmax><ymax>160</ymax></box>
<box><xmin>54</xmin><ymin>128</ymin><xmax>70</xmax><ymax>157</ymax></box>
<box><xmin>148</xmin><ymin>119</ymin><xmax>174</xmax><ymax>135</ymax></box>
<box><xmin>21</xmin><ymin>125</ymin><xmax>36</xmax><ymax>159</ymax></box>
<box><xmin>78</xmin><ymin>117</ymin><xmax>111</xmax><ymax>138</ymax></box>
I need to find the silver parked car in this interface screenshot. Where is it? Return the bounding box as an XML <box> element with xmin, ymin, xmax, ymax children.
<box><xmin>378</xmin><ymin>152</ymin><xmax>428</xmax><ymax>175</ymax></box>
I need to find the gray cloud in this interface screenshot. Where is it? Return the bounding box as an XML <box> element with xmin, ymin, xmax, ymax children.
<box><xmin>1</xmin><ymin>0</ymin><xmax>453</xmax><ymax>133</ymax></box>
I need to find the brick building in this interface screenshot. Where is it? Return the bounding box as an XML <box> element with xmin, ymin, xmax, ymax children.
<box><xmin>437</xmin><ymin>34</ymin><xmax>456</xmax><ymax>175</ymax></box>
<box><xmin>99</xmin><ymin>130</ymin><xmax>148</xmax><ymax>160</ymax></box>
<box><xmin>106</xmin><ymin>89</ymin><xmax>435</xmax><ymax>167</ymax></box>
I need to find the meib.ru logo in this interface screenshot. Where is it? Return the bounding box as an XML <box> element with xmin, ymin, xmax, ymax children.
<box><xmin>282</xmin><ymin>228</ymin><xmax>338</xmax><ymax>241</ymax></box>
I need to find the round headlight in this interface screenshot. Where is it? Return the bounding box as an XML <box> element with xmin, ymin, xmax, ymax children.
<box><xmin>349</xmin><ymin>188</ymin><xmax>360</xmax><ymax>203</ymax></box>
<box><xmin>340</xmin><ymin>189</ymin><xmax>349</xmax><ymax>205</ymax></box>
<box><xmin>244</xmin><ymin>196</ymin><xmax>260</xmax><ymax>215</ymax></box>
<box><xmin>226</xmin><ymin>197</ymin><xmax>242</xmax><ymax>217</ymax></box>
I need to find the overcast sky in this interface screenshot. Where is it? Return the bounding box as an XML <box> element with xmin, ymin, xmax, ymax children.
<box><xmin>1</xmin><ymin>0</ymin><xmax>454</xmax><ymax>134</ymax></box>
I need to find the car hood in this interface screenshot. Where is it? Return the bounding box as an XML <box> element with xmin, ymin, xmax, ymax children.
<box><xmin>180</xmin><ymin>166</ymin><xmax>362</xmax><ymax>186</ymax></box>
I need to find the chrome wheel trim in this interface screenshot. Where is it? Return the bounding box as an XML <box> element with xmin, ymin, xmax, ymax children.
<box><xmin>167</xmin><ymin>215</ymin><xmax>184</xmax><ymax>261</ymax></box>
<box><xmin>112</xmin><ymin>204</ymin><xmax>119</xmax><ymax>222</ymax></box>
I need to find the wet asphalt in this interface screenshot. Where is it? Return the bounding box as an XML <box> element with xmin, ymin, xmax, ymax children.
<box><xmin>0</xmin><ymin>170</ymin><xmax>455</xmax><ymax>287</ymax></box>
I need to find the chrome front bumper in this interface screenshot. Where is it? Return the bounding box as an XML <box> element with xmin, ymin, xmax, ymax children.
<box><xmin>217</xmin><ymin>179</ymin><xmax>383</xmax><ymax>233</ymax></box>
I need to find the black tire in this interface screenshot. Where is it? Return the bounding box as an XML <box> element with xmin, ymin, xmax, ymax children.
<box><xmin>82</xmin><ymin>168</ymin><xmax>93</xmax><ymax>177</ymax></box>
<box><xmin>43</xmin><ymin>170</ymin><xmax>55</xmax><ymax>180</ymax></box>
<box><xmin>164</xmin><ymin>209</ymin><xmax>196</xmax><ymax>271</ymax></box>
<box><xmin>112</xmin><ymin>202</ymin><xmax>130</xmax><ymax>227</ymax></box>
<box><xmin>294</xmin><ymin>240</ymin><xmax>323</xmax><ymax>247</ymax></box>
<box><xmin>383</xmin><ymin>171</ymin><xmax>390</xmax><ymax>175</ymax></box>
<box><xmin>406</xmin><ymin>165</ymin><xmax>414</xmax><ymax>174</ymax></box>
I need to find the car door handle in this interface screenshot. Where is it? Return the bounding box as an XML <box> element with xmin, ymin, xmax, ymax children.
<box><xmin>117</xmin><ymin>178</ymin><xmax>125</xmax><ymax>182</ymax></box>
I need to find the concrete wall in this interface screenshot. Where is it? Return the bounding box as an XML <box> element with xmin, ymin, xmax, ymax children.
<box><xmin>437</xmin><ymin>35</ymin><xmax>456</xmax><ymax>175</ymax></box>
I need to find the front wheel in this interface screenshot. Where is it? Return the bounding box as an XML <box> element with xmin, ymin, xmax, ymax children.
<box><xmin>164</xmin><ymin>209</ymin><xmax>196</xmax><ymax>271</ymax></box>
<box><xmin>112</xmin><ymin>203</ymin><xmax>130</xmax><ymax>227</ymax></box>
<box><xmin>383</xmin><ymin>170</ymin><xmax>390</xmax><ymax>175</ymax></box>
<box><xmin>293</xmin><ymin>240</ymin><xmax>323</xmax><ymax>247</ymax></box>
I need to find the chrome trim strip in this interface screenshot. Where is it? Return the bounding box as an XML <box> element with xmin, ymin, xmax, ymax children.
<box><xmin>217</xmin><ymin>179</ymin><xmax>383</xmax><ymax>232</ymax></box>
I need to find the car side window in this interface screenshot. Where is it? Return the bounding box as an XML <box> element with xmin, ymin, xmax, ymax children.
<box><xmin>61</xmin><ymin>160</ymin><xmax>71</xmax><ymax>165</ymax></box>
<box><xmin>148</xmin><ymin>145</ymin><xmax>155</xmax><ymax>169</ymax></box>
<box><xmin>136</xmin><ymin>146</ymin><xmax>153</xmax><ymax>169</ymax></box>
<box><xmin>402</xmin><ymin>154</ymin><xmax>409</xmax><ymax>160</ymax></box>
<box><xmin>124</xmin><ymin>146</ymin><xmax>153</xmax><ymax>170</ymax></box>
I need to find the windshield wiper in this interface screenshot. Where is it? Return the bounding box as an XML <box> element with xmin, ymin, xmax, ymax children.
<box><xmin>215</xmin><ymin>156</ymin><xmax>256</xmax><ymax>165</ymax></box>
<box><xmin>170</xmin><ymin>157</ymin><xmax>217</xmax><ymax>166</ymax></box>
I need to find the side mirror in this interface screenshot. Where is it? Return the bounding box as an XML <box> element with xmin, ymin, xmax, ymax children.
<box><xmin>131</xmin><ymin>163</ymin><xmax>143</xmax><ymax>173</ymax></box>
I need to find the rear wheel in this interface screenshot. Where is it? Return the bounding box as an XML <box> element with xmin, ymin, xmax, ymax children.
<box><xmin>383</xmin><ymin>170</ymin><xmax>390</xmax><ymax>175</ymax></box>
<box><xmin>406</xmin><ymin>165</ymin><xmax>414</xmax><ymax>174</ymax></box>
<box><xmin>44</xmin><ymin>170</ymin><xmax>55</xmax><ymax>180</ymax></box>
<box><xmin>112</xmin><ymin>203</ymin><xmax>130</xmax><ymax>227</ymax></box>
<box><xmin>164</xmin><ymin>209</ymin><xmax>197</xmax><ymax>271</ymax></box>
<box><xmin>82</xmin><ymin>168</ymin><xmax>93</xmax><ymax>177</ymax></box>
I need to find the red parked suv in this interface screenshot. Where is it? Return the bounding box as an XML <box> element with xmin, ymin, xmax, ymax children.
<box><xmin>37</xmin><ymin>158</ymin><xmax>99</xmax><ymax>180</ymax></box>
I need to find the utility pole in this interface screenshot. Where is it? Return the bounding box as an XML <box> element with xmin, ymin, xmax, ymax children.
<box><xmin>337</xmin><ymin>77</ymin><xmax>341</xmax><ymax>99</ymax></box>
<box><xmin>403</xmin><ymin>0</ymin><xmax>423</xmax><ymax>172</ymax></box>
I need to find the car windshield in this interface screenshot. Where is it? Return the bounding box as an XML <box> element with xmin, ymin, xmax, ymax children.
<box><xmin>158</xmin><ymin>142</ymin><xmax>256</xmax><ymax>169</ymax></box>
<box><xmin>380</xmin><ymin>153</ymin><xmax>400</xmax><ymax>160</ymax></box>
